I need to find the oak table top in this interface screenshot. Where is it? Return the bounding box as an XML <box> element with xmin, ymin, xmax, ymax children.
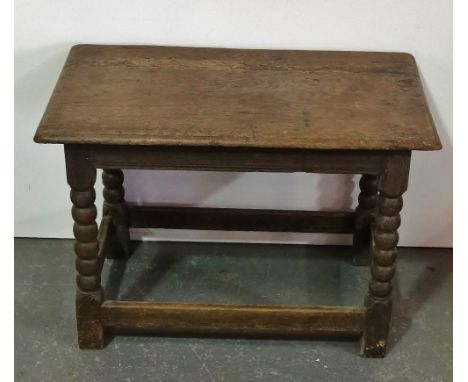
<box><xmin>34</xmin><ymin>44</ymin><xmax>441</xmax><ymax>151</ymax></box>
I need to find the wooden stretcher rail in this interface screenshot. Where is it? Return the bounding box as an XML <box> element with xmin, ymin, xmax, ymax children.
<box><xmin>128</xmin><ymin>205</ymin><xmax>356</xmax><ymax>234</ymax></box>
<box><xmin>101</xmin><ymin>301</ymin><xmax>365</xmax><ymax>337</ymax></box>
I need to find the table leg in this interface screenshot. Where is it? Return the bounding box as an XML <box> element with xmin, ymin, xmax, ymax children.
<box><xmin>66</xmin><ymin>150</ymin><xmax>104</xmax><ymax>349</ymax></box>
<box><xmin>360</xmin><ymin>153</ymin><xmax>410</xmax><ymax>357</ymax></box>
<box><xmin>353</xmin><ymin>174</ymin><xmax>378</xmax><ymax>265</ymax></box>
<box><xmin>102</xmin><ymin>169</ymin><xmax>130</xmax><ymax>259</ymax></box>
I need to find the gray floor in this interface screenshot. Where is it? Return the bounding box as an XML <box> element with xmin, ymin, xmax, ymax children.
<box><xmin>15</xmin><ymin>238</ymin><xmax>452</xmax><ymax>382</ymax></box>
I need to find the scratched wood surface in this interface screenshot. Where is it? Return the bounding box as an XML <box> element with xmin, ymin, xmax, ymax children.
<box><xmin>34</xmin><ymin>45</ymin><xmax>441</xmax><ymax>150</ymax></box>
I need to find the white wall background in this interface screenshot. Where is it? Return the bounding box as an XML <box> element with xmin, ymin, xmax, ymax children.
<box><xmin>15</xmin><ymin>0</ymin><xmax>452</xmax><ymax>247</ymax></box>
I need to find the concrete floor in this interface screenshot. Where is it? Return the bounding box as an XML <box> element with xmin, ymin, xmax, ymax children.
<box><xmin>15</xmin><ymin>238</ymin><xmax>452</xmax><ymax>381</ymax></box>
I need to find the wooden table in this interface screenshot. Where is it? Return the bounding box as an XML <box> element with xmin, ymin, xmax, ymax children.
<box><xmin>34</xmin><ymin>45</ymin><xmax>441</xmax><ymax>357</ymax></box>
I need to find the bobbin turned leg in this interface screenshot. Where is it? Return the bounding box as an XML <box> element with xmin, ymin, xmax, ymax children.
<box><xmin>353</xmin><ymin>175</ymin><xmax>378</xmax><ymax>265</ymax></box>
<box><xmin>102</xmin><ymin>169</ymin><xmax>130</xmax><ymax>259</ymax></box>
<box><xmin>65</xmin><ymin>149</ymin><xmax>104</xmax><ymax>349</ymax></box>
<box><xmin>360</xmin><ymin>153</ymin><xmax>411</xmax><ymax>357</ymax></box>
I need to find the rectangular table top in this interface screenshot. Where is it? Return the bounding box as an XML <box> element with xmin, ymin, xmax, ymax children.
<box><xmin>34</xmin><ymin>44</ymin><xmax>441</xmax><ymax>151</ymax></box>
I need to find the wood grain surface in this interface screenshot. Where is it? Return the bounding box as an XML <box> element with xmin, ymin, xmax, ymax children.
<box><xmin>35</xmin><ymin>45</ymin><xmax>441</xmax><ymax>150</ymax></box>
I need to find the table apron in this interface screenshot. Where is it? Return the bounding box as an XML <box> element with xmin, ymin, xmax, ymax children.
<box><xmin>65</xmin><ymin>144</ymin><xmax>409</xmax><ymax>174</ymax></box>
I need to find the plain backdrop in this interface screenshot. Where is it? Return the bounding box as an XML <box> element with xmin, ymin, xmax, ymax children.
<box><xmin>14</xmin><ymin>0</ymin><xmax>452</xmax><ymax>247</ymax></box>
